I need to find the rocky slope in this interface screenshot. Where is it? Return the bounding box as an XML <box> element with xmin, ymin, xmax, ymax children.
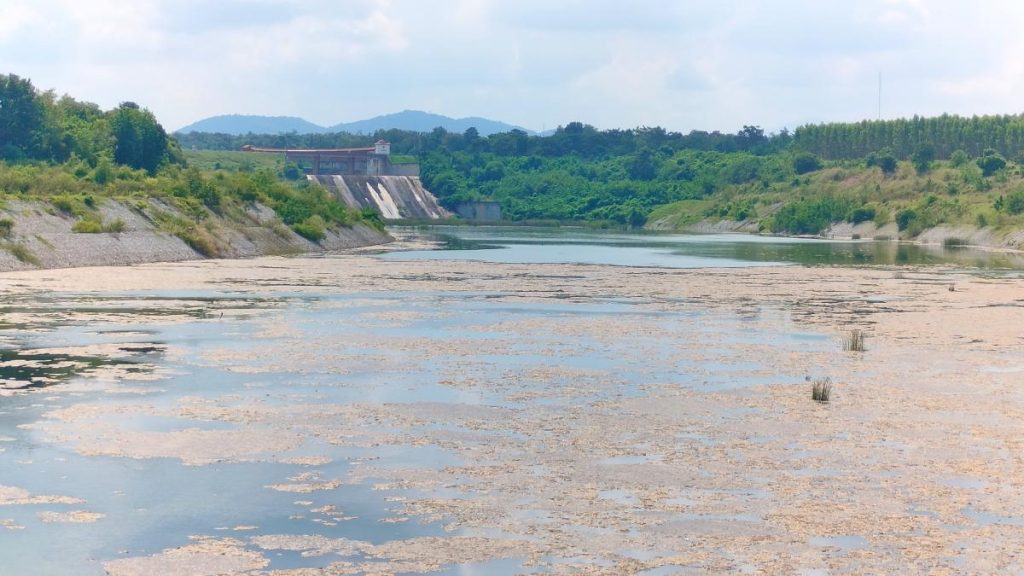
<box><xmin>0</xmin><ymin>199</ymin><xmax>391</xmax><ymax>272</ymax></box>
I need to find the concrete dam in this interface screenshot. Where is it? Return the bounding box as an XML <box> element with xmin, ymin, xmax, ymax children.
<box><xmin>241</xmin><ymin>142</ymin><xmax>450</xmax><ymax>220</ymax></box>
<box><xmin>310</xmin><ymin>175</ymin><xmax>450</xmax><ymax>220</ymax></box>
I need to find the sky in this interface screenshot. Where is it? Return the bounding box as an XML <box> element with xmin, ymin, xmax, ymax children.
<box><xmin>2</xmin><ymin>0</ymin><xmax>1024</xmax><ymax>134</ymax></box>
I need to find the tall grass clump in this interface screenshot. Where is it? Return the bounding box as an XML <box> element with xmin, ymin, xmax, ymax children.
<box><xmin>811</xmin><ymin>377</ymin><xmax>833</xmax><ymax>403</ymax></box>
<box><xmin>3</xmin><ymin>242</ymin><xmax>39</xmax><ymax>265</ymax></box>
<box><xmin>841</xmin><ymin>329</ymin><xmax>866</xmax><ymax>352</ymax></box>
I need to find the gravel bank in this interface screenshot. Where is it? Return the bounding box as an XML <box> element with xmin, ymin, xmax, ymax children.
<box><xmin>0</xmin><ymin>199</ymin><xmax>391</xmax><ymax>271</ymax></box>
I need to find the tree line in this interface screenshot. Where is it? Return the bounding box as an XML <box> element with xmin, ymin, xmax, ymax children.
<box><xmin>792</xmin><ymin>114</ymin><xmax>1024</xmax><ymax>161</ymax></box>
<box><xmin>174</xmin><ymin>122</ymin><xmax>788</xmax><ymax>159</ymax></box>
<box><xmin>0</xmin><ymin>74</ymin><xmax>181</xmax><ymax>173</ymax></box>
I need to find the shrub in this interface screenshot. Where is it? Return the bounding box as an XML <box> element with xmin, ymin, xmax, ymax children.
<box><xmin>771</xmin><ymin>195</ymin><xmax>856</xmax><ymax>235</ymax></box>
<box><xmin>895</xmin><ymin>209</ymin><xmax>918</xmax><ymax>231</ymax></box>
<box><xmin>847</xmin><ymin>206</ymin><xmax>876</xmax><ymax>224</ymax></box>
<box><xmin>793</xmin><ymin>152</ymin><xmax>821</xmax><ymax>175</ymax></box>
<box><xmin>3</xmin><ymin>242</ymin><xmax>38</xmax><ymax>265</ymax></box>
<box><xmin>1004</xmin><ymin>190</ymin><xmax>1024</xmax><ymax>214</ymax></box>
<box><xmin>72</xmin><ymin>218</ymin><xmax>104</xmax><ymax>233</ymax></box>
<box><xmin>811</xmin><ymin>377</ymin><xmax>833</xmax><ymax>403</ymax></box>
<box><xmin>177</xmin><ymin>227</ymin><xmax>219</xmax><ymax>257</ymax></box>
<box><xmin>292</xmin><ymin>215</ymin><xmax>326</xmax><ymax>242</ymax></box>
<box><xmin>867</xmin><ymin>148</ymin><xmax>897</xmax><ymax>175</ymax></box>
<box><xmin>0</xmin><ymin>218</ymin><xmax>14</xmax><ymax>238</ymax></box>
<box><xmin>52</xmin><ymin>195</ymin><xmax>85</xmax><ymax>216</ymax></box>
<box><xmin>104</xmin><ymin>218</ymin><xmax>126</xmax><ymax>233</ymax></box>
<box><xmin>977</xmin><ymin>150</ymin><xmax>1007</xmax><ymax>177</ymax></box>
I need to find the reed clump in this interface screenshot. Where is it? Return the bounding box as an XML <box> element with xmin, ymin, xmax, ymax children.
<box><xmin>841</xmin><ymin>329</ymin><xmax>866</xmax><ymax>352</ymax></box>
<box><xmin>811</xmin><ymin>377</ymin><xmax>833</xmax><ymax>403</ymax></box>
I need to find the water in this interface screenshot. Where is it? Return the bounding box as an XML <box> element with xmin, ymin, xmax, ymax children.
<box><xmin>382</xmin><ymin>225</ymin><xmax>1024</xmax><ymax>269</ymax></box>
<box><xmin>0</xmin><ymin>227</ymin><xmax>1013</xmax><ymax>573</ymax></box>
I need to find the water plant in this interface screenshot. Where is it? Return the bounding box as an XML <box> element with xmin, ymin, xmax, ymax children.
<box><xmin>841</xmin><ymin>329</ymin><xmax>866</xmax><ymax>352</ymax></box>
<box><xmin>811</xmin><ymin>377</ymin><xmax>833</xmax><ymax>403</ymax></box>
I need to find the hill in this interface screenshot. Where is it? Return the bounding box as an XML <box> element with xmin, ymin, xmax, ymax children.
<box><xmin>174</xmin><ymin>110</ymin><xmax>530</xmax><ymax>136</ymax></box>
<box><xmin>328</xmin><ymin>110</ymin><xmax>528</xmax><ymax>136</ymax></box>
<box><xmin>175</xmin><ymin>115</ymin><xmax>328</xmax><ymax>135</ymax></box>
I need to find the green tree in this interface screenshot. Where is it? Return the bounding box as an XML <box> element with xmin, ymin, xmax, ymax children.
<box><xmin>949</xmin><ymin>149</ymin><xmax>969</xmax><ymax>167</ymax></box>
<box><xmin>0</xmin><ymin>74</ymin><xmax>45</xmax><ymax>160</ymax></box>
<box><xmin>977</xmin><ymin>149</ymin><xmax>1007</xmax><ymax>177</ymax></box>
<box><xmin>867</xmin><ymin>148</ymin><xmax>898</xmax><ymax>175</ymax></box>
<box><xmin>793</xmin><ymin>152</ymin><xmax>821</xmax><ymax>174</ymax></box>
<box><xmin>911</xmin><ymin>142</ymin><xmax>935</xmax><ymax>174</ymax></box>
<box><xmin>109</xmin><ymin>102</ymin><xmax>170</xmax><ymax>174</ymax></box>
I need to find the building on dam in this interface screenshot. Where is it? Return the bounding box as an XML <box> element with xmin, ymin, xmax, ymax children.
<box><xmin>241</xmin><ymin>140</ymin><xmax>419</xmax><ymax>177</ymax></box>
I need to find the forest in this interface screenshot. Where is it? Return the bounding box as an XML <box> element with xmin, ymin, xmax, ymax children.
<box><xmin>177</xmin><ymin>113</ymin><xmax>1024</xmax><ymax>233</ymax></box>
<box><xmin>7</xmin><ymin>70</ymin><xmax>1024</xmax><ymax>237</ymax></box>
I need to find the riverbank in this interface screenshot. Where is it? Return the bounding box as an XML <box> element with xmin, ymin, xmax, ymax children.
<box><xmin>0</xmin><ymin>199</ymin><xmax>391</xmax><ymax>272</ymax></box>
<box><xmin>1</xmin><ymin>254</ymin><xmax>1023</xmax><ymax>573</ymax></box>
<box><xmin>649</xmin><ymin>214</ymin><xmax>1024</xmax><ymax>257</ymax></box>
<box><xmin>646</xmin><ymin>161</ymin><xmax>1024</xmax><ymax>253</ymax></box>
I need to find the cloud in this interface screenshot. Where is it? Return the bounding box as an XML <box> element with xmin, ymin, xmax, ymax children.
<box><xmin>2</xmin><ymin>0</ymin><xmax>1024</xmax><ymax>133</ymax></box>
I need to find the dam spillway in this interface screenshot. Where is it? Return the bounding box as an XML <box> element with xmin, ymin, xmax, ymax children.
<box><xmin>310</xmin><ymin>175</ymin><xmax>450</xmax><ymax>220</ymax></box>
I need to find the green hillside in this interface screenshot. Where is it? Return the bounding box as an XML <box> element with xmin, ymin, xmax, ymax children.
<box><xmin>0</xmin><ymin>74</ymin><xmax>381</xmax><ymax>251</ymax></box>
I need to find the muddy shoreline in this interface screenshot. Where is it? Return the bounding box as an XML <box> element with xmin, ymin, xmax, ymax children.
<box><xmin>1</xmin><ymin>255</ymin><xmax>1023</xmax><ymax>573</ymax></box>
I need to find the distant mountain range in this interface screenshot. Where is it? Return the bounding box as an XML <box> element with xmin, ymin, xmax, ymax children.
<box><xmin>175</xmin><ymin>110</ymin><xmax>534</xmax><ymax>136</ymax></box>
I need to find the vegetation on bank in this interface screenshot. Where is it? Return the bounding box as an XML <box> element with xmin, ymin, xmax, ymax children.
<box><xmin>649</xmin><ymin>158</ymin><xmax>1024</xmax><ymax>237</ymax></box>
<box><xmin>21</xmin><ymin>57</ymin><xmax>1009</xmax><ymax>239</ymax></box>
<box><xmin>178</xmin><ymin>114</ymin><xmax>1024</xmax><ymax>239</ymax></box>
<box><xmin>0</xmin><ymin>74</ymin><xmax>380</xmax><ymax>253</ymax></box>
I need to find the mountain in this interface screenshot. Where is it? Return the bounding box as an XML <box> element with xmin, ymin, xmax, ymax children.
<box><xmin>174</xmin><ymin>110</ymin><xmax>531</xmax><ymax>136</ymax></box>
<box><xmin>176</xmin><ymin>115</ymin><xmax>328</xmax><ymax>135</ymax></box>
<box><xmin>329</xmin><ymin>110</ymin><xmax>528</xmax><ymax>136</ymax></box>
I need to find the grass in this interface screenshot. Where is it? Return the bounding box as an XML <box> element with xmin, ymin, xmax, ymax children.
<box><xmin>648</xmin><ymin>159</ymin><xmax>1024</xmax><ymax>238</ymax></box>
<box><xmin>71</xmin><ymin>217</ymin><xmax>126</xmax><ymax>233</ymax></box>
<box><xmin>841</xmin><ymin>329</ymin><xmax>866</xmax><ymax>352</ymax></box>
<box><xmin>811</xmin><ymin>377</ymin><xmax>833</xmax><ymax>403</ymax></box>
<box><xmin>3</xmin><ymin>241</ymin><xmax>39</xmax><ymax>265</ymax></box>
<box><xmin>151</xmin><ymin>210</ymin><xmax>220</xmax><ymax>257</ymax></box>
<box><xmin>182</xmin><ymin>149</ymin><xmax>284</xmax><ymax>172</ymax></box>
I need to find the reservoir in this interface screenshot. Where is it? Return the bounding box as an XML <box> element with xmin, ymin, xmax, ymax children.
<box><xmin>0</xmin><ymin>228</ymin><xmax>1022</xmax><ymax>574</ymax></box>
<box><xmin>384</xmin><ymin>225</ymin><xmax>1024</xmax><ymax>270</ymax></box>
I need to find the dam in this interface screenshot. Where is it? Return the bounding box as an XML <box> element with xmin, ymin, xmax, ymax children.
<box><xmin>243</xmin><ymin>141</ymin><xmax>451</xmax><ymax>220</ymax></box>
<box><xmin>310</xmin><ymin>174</ymin><xmax>449</xmax><ymax>220</ymax></box>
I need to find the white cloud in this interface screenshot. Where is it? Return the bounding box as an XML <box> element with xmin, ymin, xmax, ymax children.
<box><xmin>2</xmin><ymin>0</ymin><xmax>1024</xmax><ymax>133</ymax></box>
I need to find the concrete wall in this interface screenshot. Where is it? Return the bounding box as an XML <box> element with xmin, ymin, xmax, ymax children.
<box><xmin>311</xmin><ymin>175</ymin><xmax>450</xmax><ymax>220</ymax></box>
<box><xmin>456</xmin><ymin>201</ymin><xmax>502</xmax><ymax>222</ymax></box>
<box><xmin>388</xmin><ymin>163</ymin><xmax>420</xmax><ymax>177</ymax></box>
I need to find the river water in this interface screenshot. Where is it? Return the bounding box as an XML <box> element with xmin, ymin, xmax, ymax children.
<box><xmin>380</xmin><ymin>225</ymin><xmax>1024</xmax><ymax>270</ymax></box>
<box><xmin>0</xmin><ymin>228</ymin><xmax>1020</xmax><ymax>574</ymax></box>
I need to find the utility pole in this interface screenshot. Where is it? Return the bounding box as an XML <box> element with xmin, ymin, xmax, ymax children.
<box><xmin>878</xmin><ymin>72</ymin><xmax>882</xmax><ymax>120</ymax></box>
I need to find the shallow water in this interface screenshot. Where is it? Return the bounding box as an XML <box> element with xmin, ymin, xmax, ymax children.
<box><xmin>2</xmin><ymin>230</ymin><xmax>1023</xmax><ymax>574</ymax></box>
<box><xmin>383</xmin><ymin>225</ymin><xmax>1024</xmax><ymax>269</ymax></box>
<box><xmin>0</xmin><ymin>275</ymin><xmax>828</xmax><ymax>573</ymax></box>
